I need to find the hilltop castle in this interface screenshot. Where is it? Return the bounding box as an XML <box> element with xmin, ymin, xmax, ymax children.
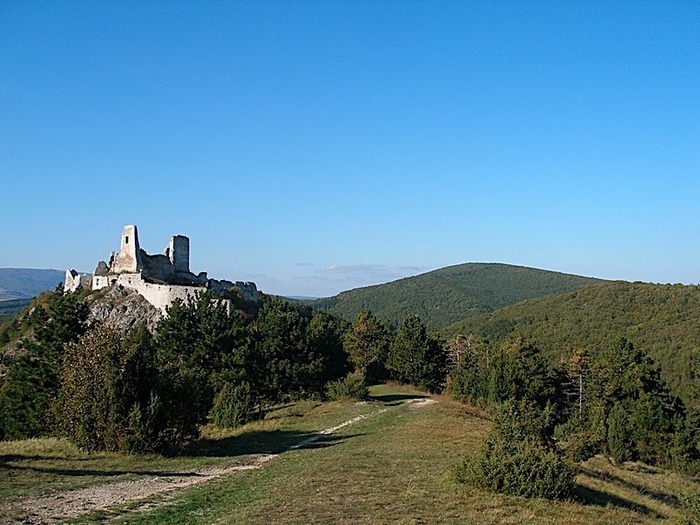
<box><xmin>65</xmin><ymin>225</ymin><xmax>258</xmax><ymax>312</ymax></box>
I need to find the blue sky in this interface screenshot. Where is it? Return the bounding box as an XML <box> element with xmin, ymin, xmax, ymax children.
<box><xmin>1</xmin><ymin>1</ymin><xmax>698</xmax><ymax>297</ymax></box>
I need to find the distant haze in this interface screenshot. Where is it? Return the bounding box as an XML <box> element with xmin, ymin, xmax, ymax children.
<box><xmin>0</xmin><ymin>268</ymin><xmax>64</xmax><ymax>300</ymax></box>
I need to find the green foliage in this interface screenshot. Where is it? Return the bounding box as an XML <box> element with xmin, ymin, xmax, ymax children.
<box><xmin>387</xmin><ymin>314</ymin><xmax>446</xmax><ymax>393</ymax></box>
<box><xmin>250</xmin><ymin>297</ymin><xmax>345</xmax><ymax>401</ymax></box>
<box><xmin>456</xmin><ymin>400</ymin><xmax>576</xmax><ymax>500</ymax></box>
<box><xmin>0</xmin><ymin>353</ymin><xmax>59</xmax><ymax>440</ymax></box>
<box><xmin>606</xmin><ymin>402</ymin><xmax>632</xmax><ymax>464</ymax></box>
<box><xmin>211</xmin><ymin>382</ymin><xmax>257</xmax><ymax>429</ymax></box>
<box><xmin>445</xmin><ymin>281</ymin><xmax>700</xmax><ymax>408</ymax></box>
<box><xmin>677</xmin><ymin>489</ymin><xmax>700</xmax><ymax>525</ymax></box>
<box><xmin>57</xmin><ymin>326</ymin><xmax>122</xmax><ymax>451</ymax></box>
<box><xmin>0</xmin><ymin>289</ymin><xmax>89</xmax><ymax>440</ymax></box>
<box><xmin>448</xmin><ymin>337</ymin><xmax>556</xmax><ymax>409</ymax></box>
<box><xmin>326</xmin><ymin>372</ymin><xmax>369</xmax><ymax>401</ymax></box>
<box><xmin>157</xmin><ymin>289</ymin><xmax>249</xmax><ymax>382</ymax></box>
<box><xmin>311</xmin><ymin>263</ymin><xmax>601</xmax><ymax>332</ymax></box>
<box><xmin>556</xmin><ymin>339</ymin><xmax>694</xmax><ymax>469</ymax></box>
<box><xmin>343</xmin><ymin>310</ymin><xmax>390</xmax><ymax>383</ymax></box>
<box><xmin>3</xmin><ymin>287</ymin><xmax>350</xmax><ymax>453</ymax></box>
<box><xmin>57</xmin><ymin>325</ymin><xmax>209</xmax><ymax>453</ymax></box>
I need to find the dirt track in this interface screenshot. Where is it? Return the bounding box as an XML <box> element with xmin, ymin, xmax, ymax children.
<box><xmin>4</xmin><ymin>406</ymin><xmax>400</xmax><ymax>524</ymax></box>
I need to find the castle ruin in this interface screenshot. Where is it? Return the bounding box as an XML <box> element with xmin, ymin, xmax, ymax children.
<box><xmin>65</xmin><ymin>225</ymin><xmax>258</xmax><ymax>312</ymax></box>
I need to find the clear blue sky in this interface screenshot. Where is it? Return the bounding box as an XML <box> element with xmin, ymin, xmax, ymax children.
<box><xmin>1</xmin><ymin>1</ymin><xmax>698</xmax><ymax>297</ymax></box>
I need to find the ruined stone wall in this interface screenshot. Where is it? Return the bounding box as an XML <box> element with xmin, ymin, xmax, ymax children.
<box><xmin>68</xmin><ymin>224</ymin><xmax>250</xmax><ymax>314</ymax></box>
<box><xmin>141</xmin><ymin>252</ymin><xmax>176</xmax><ymax>282</ymax></box>
<box><xmin>92</xmin><ymin>275</ymin><xmax>115</xmax><ymax>290</ymax></box>
<box><xmin>64</xmin><ymin>269</ymin><xmax>91</xmax><ymax>292</ymax></box>
<box><xmin>110</xmin><ymin>273</ymin><xmax>203</xmax><ymax>312</ymax></box>
<box><xmin>111</xmin><ymin>225</ymin><xmax>142</xmax><ymax>274</ymax></box>
<box><xmin>168</xmin><ymin>235</ymin><xmax>190</xmax><ymax>273</ymax></box>
<box><xmin>207</xmin><ymin>279</ymin><xmax>259</xmax><ymax>301</ymax></box>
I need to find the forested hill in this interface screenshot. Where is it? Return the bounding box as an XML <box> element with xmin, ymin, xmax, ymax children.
<box><xmin>0</xmin><ymin>268</ymin><xmax>64</xmax><ymax>300</ymax></box>
<box><xmin>309</xmin><ymin>263</ymin><xmax>603</xmax><ymax>331</ymax></box>
<box><xmin>444</xmin><ymin>280</ymin><xmax>700</xmax><ymax>403</ymax></box>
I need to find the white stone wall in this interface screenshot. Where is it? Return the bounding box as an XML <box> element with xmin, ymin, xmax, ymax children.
<box><xmin>64</xmin><ymin>269</ymin><xmax>80</xmax><ymax>293</ymax></box>
<box><xmin>64</xmin><ymin>270</ymin><xmax>93</xmax><ymax>293</ymax></box>
<box><xmin>111</xmin><ymin>273</ymin><xmax>203</xmax><ymax>312</ymax></box>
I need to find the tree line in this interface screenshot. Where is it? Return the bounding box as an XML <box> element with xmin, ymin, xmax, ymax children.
<box><xmin>3</xmin><ymin>287</ymin><xmax>696</xmax><ymax>506</ymax></box>
<box><xmin>0</xmin><ymin>289</ymin><xmax>447</xmax><ymax>453</ymax></box>
<box><xmin>448</xmin><ymin>334</ymin><xmax>700</xmax><ymax>499</ymax></box>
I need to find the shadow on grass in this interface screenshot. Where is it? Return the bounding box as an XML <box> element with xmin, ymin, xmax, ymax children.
<box><xmin>574</xmin><ymin>484</ymin><xmax>666</xmax><ymax>519</ymax></box>
<box><xmin>184</xmin><ymin>428</ymin><xmax>356</xmax><ymax>457</ymax></box>
<box><xmin>0</xmin><ymin>430</ymin><xmax>360</xmax><ymax>478</ymax></box>
<box><xmin>580</xmin><ymin>465</ymin><xmax>679</xmax><ymax>509</ymax></box>
<box><xmin>370</xmin><ymin>393</ymin><xmax>427</xmax><ymax>406</ymax></box>
<box><xmin>263</xmin><ymin>403</ymin><xmax>322</xmax><ymax>420</ymax></box>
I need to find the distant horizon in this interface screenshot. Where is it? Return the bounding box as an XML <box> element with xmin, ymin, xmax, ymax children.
<box><xmin>2</xmin><ymin>259</ymin><xmax>697</xmax><ymax>300</ymax></box>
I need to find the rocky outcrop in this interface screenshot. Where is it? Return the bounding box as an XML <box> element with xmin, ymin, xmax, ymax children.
<box><xmin>85</xmin><ymin>285</ymin><xmax>162</xmax><ymax>333</ymax></box>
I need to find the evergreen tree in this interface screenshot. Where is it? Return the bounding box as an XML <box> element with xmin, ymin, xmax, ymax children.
<box><xmin>250</xmin><ymin>297</ymin><xmax>336</xmax><ymax>401</ymax></box>
<box><xmin>343</xmin><ymin>310</ymin><xmax>390</xmax><ymax>383</ymax></box>
<box><xmin>57</xmin><ymin>324</ymin><xmax>210</xmax><ymax>453</ymax></box>
<box><xmin>387</xmin><ymin>314</ymin><xmax>446</xmax><ymax>393</ymax></box>
<box><xmin>0</xmin><ymin>289</ymin><xmax>88</xmax><ymax>439</ymax></box>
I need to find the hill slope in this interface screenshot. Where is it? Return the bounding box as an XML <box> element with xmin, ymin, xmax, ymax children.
<box><xmin>0</xmin><ymin>268</ymin><xmax>64</xmax><ymax>300</ymax></box>
<box><xmin>310</xmin><ymin>263</ymin><xmax>603</xmax><ymax>331</ymax></box>
<box><xmin>445</xmin><ymin>280</ymin><xmax>700</xmax><ymax>402</ymax></box>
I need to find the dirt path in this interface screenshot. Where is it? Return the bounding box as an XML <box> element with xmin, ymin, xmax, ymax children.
<box><xmin>4</xmin><ymin>405</ymin><xmax>400</xmax><ymax>524</ymax></box>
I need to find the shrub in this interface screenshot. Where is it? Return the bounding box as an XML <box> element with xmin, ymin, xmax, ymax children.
<box><xmin>326</xmin><ymin>372</ymin><xmax>369</xmax><ymax>401</ymax></box>
<box><xmin>677</xmin><ymin>489</ymin><xmax>700</xmax><ymax>525</ymax></box>
<box><xmin>57</xmin><ymin>325</ymin><xmax>209</xmax><ymax>454</ymax></box>
<box><xmin>212</xmin><ymin>382</ymin><xmax>257</xmax><ymax>428</ymax></box>
<box><xmin>455</xmin><ymin>400</ymin><xmax>576</xmax><ymax>500</ymax></box>
<box><xmin>457</xmin><ymin>445</ymin><xmax>576</xmax><ymax>500</ymax></box>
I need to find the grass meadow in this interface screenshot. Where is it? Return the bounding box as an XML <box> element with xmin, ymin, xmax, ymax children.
<box><xmin>1</xmin><ymin>385</ymin><xmax>697</xmax><ymax>524</ymax></box>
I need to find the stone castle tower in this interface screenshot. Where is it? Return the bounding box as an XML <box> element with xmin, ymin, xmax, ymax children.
<box><xmin>111</xmin><ymin>225</ymin><xmax>143</xmax><ymax>274</ymax></box>
<box><xmin>64</xmin><ymin>224</ymin><xmax>258</xmax><ymax>312</ymax></box>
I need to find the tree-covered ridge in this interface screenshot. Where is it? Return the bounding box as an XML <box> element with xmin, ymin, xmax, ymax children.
<box><xmin>310</xmin><ymin>263</ymin><xmax>603</xmax><ymax>331</ymax></box>
<box><xmin>444</xmin><ymin>280</ymin><xmax>700</xmax><ymax>405</ymax></box>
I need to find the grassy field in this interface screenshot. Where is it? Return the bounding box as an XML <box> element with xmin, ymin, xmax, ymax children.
<box><xmin>1</xmin><ymin>385</ymin><xmax>697</xmax><ymax>524</ymax></box>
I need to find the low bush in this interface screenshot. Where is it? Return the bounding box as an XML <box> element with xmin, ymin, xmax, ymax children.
<box><xmin>211</xmin><ymin>382</ymin><xmax>257</xmax><ymax>428</ymax></box>
<box><xmin>326</xmin><ymin>372</ymin><xmax>369</xmax><ymax>401</ymax></box>
<box><xmin>677</xmin><ymin>489</ymin><xmax>700</xmax><ymax>525</ymax></box>
<box><xmin>455</xmin><ymin>400</ymin><xmax>576</xmax><ymax>500</ymax></box>
<box><xmin>457</xmin><ymin>445</ymin><xmax>576</xmax><ymax>500</ymax></box>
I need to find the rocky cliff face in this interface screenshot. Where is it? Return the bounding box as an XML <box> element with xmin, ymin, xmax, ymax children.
<box><xmin>85</xmin><ymin>285</ymin><xmax>162</xmax><ymax>333</ymax></box>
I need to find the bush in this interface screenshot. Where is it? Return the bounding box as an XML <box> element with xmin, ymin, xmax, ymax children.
<box><xmin>455</xmin><ymin>400</ymin><xmax>576</xmax><ymax>500</ymax></box>
<box><xmin>457</xmin><ymin>445</ymin><xmax>576</xmax><ymax>500</ymax></box>
<box><xmin>677</xmin><ymin>489</ymin><xmax>700</xmax><ymax>525</ymax></box>
<box><xmin>554</xmin><ymin>412</ymin><xmax>605</xmax><ymax>463</ymax></box>
<box><xmin>57</xmin><ymin>325</ymin><xmax>209</xmax><ymax>454</ymax></box>
<box><xmin>326</xmin><ymin>372</ymin><xmax>369</xmax><ymax>401</ymax></box>
<box><xmin>212</xmin><ymin>382</ymin><xmax>257</xmax><ymax>428</ymax></box>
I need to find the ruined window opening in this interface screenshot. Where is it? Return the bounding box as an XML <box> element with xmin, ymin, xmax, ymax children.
<box><xmin>125</xmin><ymin>236</ymin><xmax>129</xmax><ymax>244</ymax></box>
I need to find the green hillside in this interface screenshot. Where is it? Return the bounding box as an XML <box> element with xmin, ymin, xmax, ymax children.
<box><xmin>310</xmin><ymin>263</ymin><xmax>603</xmax><ymax>331</ymax></box>
<box><xmin>445</xmin><ymin>280</ymin><xmax>700</xmax><ymax>403</ymax></box>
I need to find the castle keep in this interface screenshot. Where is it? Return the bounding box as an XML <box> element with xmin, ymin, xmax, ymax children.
<box><xmin>65</xmin><ymin>225</ymin><xmax>258</xmax><ymax>312</ymax></box>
